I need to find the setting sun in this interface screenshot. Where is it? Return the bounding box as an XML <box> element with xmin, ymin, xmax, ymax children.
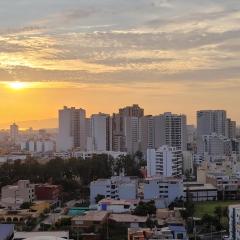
<box><xmin>8</xmin><ymin>81</ymin><xmax>27</xmax><ymax>90</ymax></box>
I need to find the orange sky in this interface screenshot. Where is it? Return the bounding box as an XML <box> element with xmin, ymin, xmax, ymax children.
<box><xmin>1</xmin><ymin>1</ymin><xmax>240</xmax><ymax>128</ymax></box>
<box><xmin>0</xmin><ymin>81</ymin><xmax>239</xmax><ymax>129</ymax></box>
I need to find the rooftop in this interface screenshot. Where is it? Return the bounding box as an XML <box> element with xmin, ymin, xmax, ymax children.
<box><xmin>168</xmin><ymin>225</ymin><xmax>186</xmax><ymax>233</ymax></box>
<box><xmin>109</xmin><ymin>214</ymin><xmax>147</xmax><ymax>223</ymax></box>
<box><xmin>184</xmin><ymin>183</ymin><xmax>217</xmax><ymax>191</ymax></box>
<box><xmin>72</xmin><ymin>211</ymin><xmax>108</xmax><ymax>222</ymax></box>
<box><xmin>145</xmin><ymin>176</ymin><xmax>182</xmax><ymax>182</ymax></box>
<box><xmin>0</xmin><ymin>224</ymin><xmax>14</xmax><ymax>240</ymax></box>
<box><xmin>99</xmin><ymin>198</ymin><xmax>139</xmax><ymax>205</ymax></box>
<box><xmin>15</xmin><ymin>231</ymin><xmax>69</xmax><ymax>239</ymax></box>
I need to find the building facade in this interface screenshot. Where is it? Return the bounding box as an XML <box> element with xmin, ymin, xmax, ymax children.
<box><xmin>90</xmin><ymin>176</ymin><xmax>138</xmax><ymax>204</ymax></box>
<box><xmin>57</xmin><ymin>106</ymin><xmax>86</xmax><ymax>151</ymax></box>
<box><xmin>90</xmin><ymin>113</ymin><xmax>112</xmax><ymax>151</ymax></box>
<box><xmin>229</xmin><ymin>204</ymin><xmax>240</xmax><ymax>240</ymax></box>
<box><xmin>197</xmin><ymin>110</ymin><xmax>227</xmax><ymax>137</ymax></box>
<box><xmin>153</xmin><ymin>112</ymin><xmax>187</xmax><ymax>151</ymax></box>
<box><xmin>10</xmin><ymin>123</ymin><xmax>19</xmax><ymax>144</ymax></box>
<box><xmin>144</xmin><ymin>177</ymin><xmax>184</xmax><ymax>208</ymax></box>
<box><xmin>147</xmin><ymin>145</ymin><xmax>183</xmax><ymax>178</ymax></box>
<box><xmin>1</xmin><ymin>180</ymin><xmax>35</xmax><ymax>208</ymax></box>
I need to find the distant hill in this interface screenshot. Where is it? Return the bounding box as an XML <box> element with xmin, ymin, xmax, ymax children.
<box><xmin>0</xmin><ymin>118</ymin><xmax>58</xmax><ymax>130</ymax></box>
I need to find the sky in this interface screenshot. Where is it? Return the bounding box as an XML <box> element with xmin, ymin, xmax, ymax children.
<box><xmin>0</xmin><ymin>0</ymin><xmax>240</xmax><ymax>128</ymax></box>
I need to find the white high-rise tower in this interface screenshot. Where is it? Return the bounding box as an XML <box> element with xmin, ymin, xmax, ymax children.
<box><xmin>57</xmin><ymin>106</ymin><xmax>86</xmax><ymax>151</ymax></box>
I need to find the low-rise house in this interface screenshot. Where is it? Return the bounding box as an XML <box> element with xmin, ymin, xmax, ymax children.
<box><xmin>35</xmin><ymin>184</ymin><xmax>62</xmax><ymax>201</ymax></box>
<box><xmin>71</xmin><ymin>211</ymin><xmax>109</xmax><ymax>232</ymax></box>
<box><xmin>168</xmin><ymin>225</ymin><xmax>188</xmax><ymax>240</ymax></box>
<box><xmin>155</xmin><ymin>208</ymin><xmax>185</xmax><ymax>227</ymax></box>
<box><xmin>207</xmin><ymin>173</ymin><xmax>240</xmax><ymax>200</ymax></box>
<box><xmin>97</xmin><ymin>198</ymin><xmax>139</xmax><ymax>213</ymax></box>
<box><xmin>183</xmin><ymin>182</ymin><xmax>218</xmax><ymax>201</ymax></box>
<box><xmin>14</xmin><ymin>231</ymin><xmax>69</xmax><ymax>240</ymax></box>
<box><xmin>128</xmin><ymin>226</ymin><xmax>188</xmax><ymax>240</ymax></box>
<box><xmin>109</xmin><ymin>214</ymin><xmax>147</xmax><ymax>228</ymax></box>
<box><xmin>0</xmin><ymin>209</ymin><xmax>35</xmax><ymax>223</ymax></box>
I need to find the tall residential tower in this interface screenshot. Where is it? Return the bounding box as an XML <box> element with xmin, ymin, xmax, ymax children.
<box><xmin>57</xmin><ymin>106</ymin><xmax>86</xmax><ymax>151</ymax></box>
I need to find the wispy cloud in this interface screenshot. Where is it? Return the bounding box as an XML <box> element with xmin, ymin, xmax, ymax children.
<box><xmin>0</xmin><ymin>0</ymin><xmax>239</xmax><ymax>90</ymax></box>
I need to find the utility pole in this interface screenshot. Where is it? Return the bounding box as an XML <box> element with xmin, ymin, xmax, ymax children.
<box><xmin>106</xmin><ymin>214</ymin><xmax>109</xmax><ymax>240</ymax></box>
<box><xmin>211</xmin><ymin>224</ymin><xmax>213</xmax><ymax>240</ymax></box>
<box><xmin>194</xmin><ymin>219</ymin><xmax>196</xmax><ymax>240</ymax></box>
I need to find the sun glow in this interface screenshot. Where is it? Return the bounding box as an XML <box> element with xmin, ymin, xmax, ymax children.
<box><xmin>8</xmin><ymin>81</ymin><xmax>27</xmax><ymax>90</ymax></box>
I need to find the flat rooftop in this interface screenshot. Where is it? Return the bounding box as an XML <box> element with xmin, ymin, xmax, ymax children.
<box><xmin>72</xmin><ymin>211</ymin><xmax>108</xmax><ymax>222</ymax></box>
<box><xmin>14</xmin><ymin>231</ymin><xmax>69</xmax><ymax>239</ymax></box>
<box><xmin>109</xmin><ymin>213</ymin><xmax>147</xmax><ymax>223</ymax></box>
<box><xmin>184</xmin><ymin>183</ymin><xmax>217</xmax><ymax>191</ymax></box>
<box><xmin>99</xmin><ymin>198</ymin><xmax>139</xmax><ymax>205</ymax></box>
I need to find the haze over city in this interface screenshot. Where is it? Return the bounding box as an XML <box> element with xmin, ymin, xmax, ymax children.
<box><xmin>1</xmin><ymin>0</ymin><xmax>240</xmax><ymax>128</ymax></box>
<box><xmin>2</xmin><ymin>1</ymin><xmax>240</xmax><ymax>240</ymax></box>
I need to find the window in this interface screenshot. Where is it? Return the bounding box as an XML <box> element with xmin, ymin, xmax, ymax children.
<box><xmin>176</xmin><ymin>233</ymin><xmax>184</xmax><ymax>239</ymax></box>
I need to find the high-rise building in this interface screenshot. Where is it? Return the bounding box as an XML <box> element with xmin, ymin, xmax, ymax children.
<box><xmin>197</xmin><ymin>133</ymin><xmax>225</xmax><ymax>156</ymax></box>
<box><xmin>229</xmin><ymin>204</ymin><xmax>240</xmax><ymax>240</ymax></box>
<box><xmin>139</xmin><ymin>115</ymin><xmax>154</xmax><ymax>154</ymax></box>
<box><xmin>153</xmin><ymin>112</ymin><xmax>187</xmax><ymax>151</ymax></box>
<box><xmin>91</xmin><ymin>113</ymin><xmax>112</xmax><ymax>151</ymax></box>
<box><xmin>119</xmin><ymin>104</ymin><xmax>144</xmax><ymax>118</ymax></box>
<box><xmin>124</xmin><ymin>116</ymin><xmax>140</xmax><ymax>154</ymax></box>
<box><xmin>112</xmin><ymin>113</ymin><xmax>126</xmax><ymax>152</ymax></box>
<box><xmin>147</xmin><ymin>145</ymin><xmax>183</xmax><ymax>178</ymax></box>
<box><xmin>10</xmin><ymin>123</ymin><xmax>19</xmax><ymax>144</ymax></box>
<box><xmin>57</xmin><ymin>106</ymin><xmax>86</xmax><ymax>151</ymax></box>
<box><xmin>112</xmin><ymin>104</ymin><xmax>144</xmax><ymax>153</ymax></box>
<box><xmin>197</xmin><ymin>110</ymin><xmax>227</xmax><ymax>137</ymax></box>
<box><xmin>226</xmin><ymin>118</ymin><xmax>236</xmax><ymax>139</ymax></box>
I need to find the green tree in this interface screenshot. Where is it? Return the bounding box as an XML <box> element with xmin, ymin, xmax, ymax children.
<box><xmin>95</xmin><ymin>194</ymin><xmax>105</xmax><ymax>203</ymax></box>
<box><xmin>133</xmin><ymin>201</ymin><xmax>156</xmax><ymax>216</ymax></box>
<box><xmin>20</xmin><ymin>202</ymin><xmax>33</xmax><ymax>209</ymax></box>
<box><xmin>214</xmin><ymin>206</ymin><xmax>223</xmax><ymax>222</ymax></box>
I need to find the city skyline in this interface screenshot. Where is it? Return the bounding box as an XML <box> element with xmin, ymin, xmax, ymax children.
<box><xmin>0</xmin><ymin>104</ymin><xmax>239</xmax><ymax>130</ymax></box>
<box><xmin>0</xmin><ymin>105</ymin><xmax>238</xmax><ymax>130</ymax></box>
<box><xmin>1</xmin><ymin>0</ymin><xmax>240</xmax><ymax>126</ymax></box>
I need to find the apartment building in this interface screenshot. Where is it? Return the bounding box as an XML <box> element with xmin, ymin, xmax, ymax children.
<box><xmin>1</xmin><ymin>180</ymin><xmax>35</xmax><ymax>208</ymax></box>
<box><xmin>229</xmin><ymin>204</ymin><xmax>240</xmax><ymax>240</ymax></box>
<box><xmin>90</xmin><ymin>176</ymin><xmax>138</xmax><ymax>204</ymax></box>
<box><xmin>154</xmin><ymin>112</ymin><xmax>187</xmax><ymax>151</ymax></box>
<box><xmin>147</xmin><ymin>145</ymin><xmax>183</xmax><ymax>178</ymax></box>
<box><xmin>57</xmin><ymin>106</ymin><xmax>86</xmax><ymax>151</ymax></box>
<box><xmin>144</xmin><ymin>177</ymin><xmax>184</xmax><ymax>208</ymax></box>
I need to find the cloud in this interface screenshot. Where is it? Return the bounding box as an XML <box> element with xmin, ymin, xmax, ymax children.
<box><xmin>0</xmin><ymin>0</ymin><xmax>239</xmax><ymax>91</ymax></box>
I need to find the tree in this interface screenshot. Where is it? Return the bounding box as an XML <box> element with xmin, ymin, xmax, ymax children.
<box><xmin>114</xmin><ymin>155</ymin><xmax>140</xmax><ymax>176</ymax></box>
<box><xmin>223</xmin><ymin>206</ymin><xmax>228</xmax><ymax>218</ymax></box>
<box><xmin>95</xmin><ymin>194</ymin><xmax>105</xmax><ymax>203</ymax></box>
<box><xmin>146</xmin><ymin>218</ymin><xmax>158</xmax><ymax>229</ymax></box>
<box><xmin>201</xmin><ymin>214</ymin><xmax>222</xmax><ymax>231</ymax></box>
<box><xmin>20</xmin><ymin>202</ymin><xmax>33</xmax><ymax>209</ymax></box>
<box><xmin>214</xmin><ymin>206</ymin><xmax>223</xmax><ymax>222</ymax></box>
<box><xmin>133</xmin><ymin>201</ymin><xmax>156</xmax><ymax>216</ymax></box>
<box><xmin>55</xmin><ymin>217</ymin><xmax>71</xmax><ymax>229</ymax></box>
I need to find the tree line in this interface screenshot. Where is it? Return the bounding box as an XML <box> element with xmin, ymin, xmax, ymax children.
<box><xmin>0</xmin><ymin>153</ymin><xmax>145</xmax><ymax>191</ymax></box>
